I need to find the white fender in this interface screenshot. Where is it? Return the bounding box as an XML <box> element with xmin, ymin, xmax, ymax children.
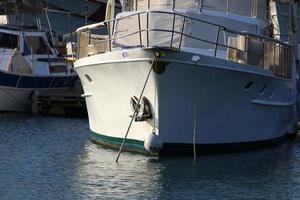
<box><xmin>144</xmin><ymin>133</ymin><xmax>163</xmax><ymax>153</ymax></box>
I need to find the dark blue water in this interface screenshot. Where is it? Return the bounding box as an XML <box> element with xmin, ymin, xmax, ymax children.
<box><xmin>1</xmin><ymin>113</ymin><xmax>300</xmax><ymax>200</ymax></box>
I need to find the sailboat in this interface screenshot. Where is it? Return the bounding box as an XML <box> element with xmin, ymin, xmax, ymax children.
<box><xmin>74</xmin><ymin>0</ymin><xmax>299</xmax><ymax>156</ymax></box>
<box><xmin>0</xmin><ymin>24</ymin><xmax>77</xmax><ymax>112</ymax></box>
<box><xmin>0</xmin><ymin>0</ymin><xmax>120</xmax><ymax>37</ymax></box>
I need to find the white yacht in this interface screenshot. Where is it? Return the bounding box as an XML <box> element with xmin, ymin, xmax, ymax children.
<box><xmin>74</xmin><ymin>0</ymin><xmax>298</xmax><ymax>156</ymax></box>
<box><xmin>0</xmin><ymin>25</ymin><xmax>77</xmax><ymax>112</ymax></box>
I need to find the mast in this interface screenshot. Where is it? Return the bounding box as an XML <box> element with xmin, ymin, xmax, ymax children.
<box><xmin>266</xmin><ymin>0</ymin><xmax>271</xmax><ymax>20</ymax></box>
<box><xmin>85</xmin><ymin>0</ymin><xmax>88</xmax><ymax>25</ymax></box>
<box><xmin>288</xmin><ymin>0</ymin><xmax>297</xmax><ymax>44</ymax></box>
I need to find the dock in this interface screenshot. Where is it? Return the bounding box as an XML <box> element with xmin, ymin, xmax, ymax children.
<box><xmin>31</xmin><ymin>89</ymin><xmax>87</xmax><ymax>117</ymax></box>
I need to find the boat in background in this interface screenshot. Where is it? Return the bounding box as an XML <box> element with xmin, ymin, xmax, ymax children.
<box><xmin>0</xmin><ymin>0</ymin><xmax>120</xmax><ymax>37</ymax></box>
<box><xmin>270</xmin><ymin>0</ymin><xmax>300</xmax><ymax>121</ymax></box>
<box><xmin>0</xmin><ymin>24</ymin><xmax>77</xmax><ymax>112</ymax></box>
<box><xmin>0</xmin><ymin>0</ymin><xmax>121</xmax><ymax>63</ymax></box>
<box><xmin>75</xmin><ymin>0</ymin><xmax>299</xmax><ymax>156</ymax></box>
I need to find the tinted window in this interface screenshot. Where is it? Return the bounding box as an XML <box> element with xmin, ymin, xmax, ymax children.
<box><xmin>0</xmin><ymin>32</ymin><xmax>18</xmax><ymax>49</ymax></box>
<box><xmin>25</xmin><ymin>36</ymin><xmax>52</xmax><ymax>55</ymax></box>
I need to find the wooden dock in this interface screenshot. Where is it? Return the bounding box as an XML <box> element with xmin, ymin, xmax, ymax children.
<box><xmin>31</xmin><ymin>89</ymin><xmax>87</xmax><ymax>117</ymax></box>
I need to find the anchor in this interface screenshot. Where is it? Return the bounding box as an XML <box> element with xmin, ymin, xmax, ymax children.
<box><xmin>130</xmin><ymin>96</ymin><xmax>152</xmax><ymax>122</ymax></box>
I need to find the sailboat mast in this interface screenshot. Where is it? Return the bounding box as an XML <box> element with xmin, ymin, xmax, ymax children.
<box><xmin>288</xmin><ymin>0</ymin><xmax>297</xmax><ymax>44</ymax></box>
<box><xmin>266</xmin><ymin>0</ymin><xmax>271</xmax><ymax>20</ymax></box>
<box><xmin>289</xmin><ymin>0</ymin><xmax>292</xmax><ymax>43</ymax></box>
<box><xmin>85</xmin><ymin>0</ymin><xmax>89</xmax><ymax>25</ymax></box>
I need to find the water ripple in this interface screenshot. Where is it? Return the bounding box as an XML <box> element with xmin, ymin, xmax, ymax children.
<box><xmin>0</xmin><ymin>113</ymin><xmax>300</xmax><ymax>199</ymax></box>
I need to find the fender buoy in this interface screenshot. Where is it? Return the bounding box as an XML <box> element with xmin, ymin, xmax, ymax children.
<box><xmin>144</xmin><ymin>132</ymin><xmax>163</xmax><ymax>153</ymax></box>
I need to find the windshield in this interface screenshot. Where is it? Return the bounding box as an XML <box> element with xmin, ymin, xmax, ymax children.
<box><xmin>0</xmin><ymin>32</ymin><xmax>18</xmax><ymax>49</ymax></box>
<box><xmin>123</xmin><ymin>0</ymin><xmax>266</xmax><ymax>19</ymax></box>
<box><xmin>24</xmin><ymin>36</ymin><xmax>53</xmax><ymax>55</ymax></box>
<box><xmin>124</xmin><ymin>0</ymin><xmax>198</xmax><ymax>10</ymax></box>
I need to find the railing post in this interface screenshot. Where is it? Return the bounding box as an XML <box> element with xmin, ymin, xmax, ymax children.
<box><xmin>285</xmin><ymin>47</ymin><xmax>287</xmax><ymax>78</ymax></box>
<box><xmin>178</xmin><ymin>17</ymin><xmax>186</xmax><ymax>50</ymax></box>
<box><xmin>138</xmin><ymin>13</ymin><xmax>142</xmax><ymax>47</ymax></box>
<box><xmin>172</xmin><ymin>0</ymin><xmax>175</xmax><ymax>10</ymax></box>
<box><xmin>77</xmin><ymin>32</ymin><xmax>80</xmax><ymax>59</ymax></box>
<box><xmin>251</xmin><ymin>0</ymin><xmax>253</xmax><ymax>17</ymax></box>
<box><xmin>251</xmin><ymin>0</ymin><xmax>258</xmax><ymax>18</ymax></box>
<box><xmin>262</xmin><ymin>41</ymin><xmax>265</xmax><ymax>68</ymax></box>
<box><xmin>200</xmin><ymin>0</ymin><xmax>203</xmax><ymax>12</ymax></box>
<box><xmin>170</xmin><ymin>13</ymin><xmax>176</xmax><ymax>48</ymax></box>
<box><xmin>147</xmin><ymin>12</ymin><xmax>149</xmax><ymax>47</ymax></box>
<box><xmin>214</xmin><ymin>27</ymin><xmax>220</xmax><ymax>57</ymax></box>
<box><xmin>107</xmin><ymin>22</ymin><xmax>112</xmax><ymax>52</ymax></box>
<box><xmin>88</xmin><ymin>30</ymin><xmax>91</xmax><ymax>45</ymax></box>
<box><xmin>284</xmin><ymin>47</ymin><xmax>287</xmax><ymax>78</ymax></box>
<box><xmin>287</xmin><ymin>47</ymin><xmax>290</xmax><ymax>78</ymax></box>
<box><xmin>136</xmin><ymin>0</ymin><xmax>138</xmax><ymax>11</ymax></box>
<box><xmin>273</xmin><ymin>42</ymin><xmax>276</xmax><ymax>75</ymax></box>
<box><xmin>279</xmin><ymin>44</ymin><xmax>282</xmax><ymax>76</ymax></box>
<box><xmin>226</xmin><ymin>0</ymin><xmax>229</xmax><ymax>13</ymax></box>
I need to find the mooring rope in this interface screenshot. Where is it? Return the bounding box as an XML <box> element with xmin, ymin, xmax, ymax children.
<box><xmin>193</xmin><ymin>99</ymin><xmax>197</xmax><ymax>160</ymax></box>
<box><xmin>116</xmin><ymin>53</ymin><xmax>157</xmax><ymax>163</ymax></box>
<box><xmin>153</xmin><ymin>74</ymin><xmax>157</xmax><ymax>134</ymax></box>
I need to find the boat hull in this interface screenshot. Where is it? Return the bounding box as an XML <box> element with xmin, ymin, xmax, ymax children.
<box><xmin>75</xmin><ymin>48</ymin><xmax>295</xmax><ymax>155</ymax></box>
<box><xmin>0</xmin><ymin>71</ymin><xmax>78</xmax><ymax>112</ymax></box>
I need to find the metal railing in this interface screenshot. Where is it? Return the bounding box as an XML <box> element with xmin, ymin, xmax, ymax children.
<box><xmin>77</xmin><ymin>10</ymin><xmax>292</xmax><ymax>79</ymax></box>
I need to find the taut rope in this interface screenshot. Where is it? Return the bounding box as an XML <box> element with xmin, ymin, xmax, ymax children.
<box><xmin>116</xmin><ymin>53</ymin><xmax>157</xmax><ymax>163</ymax></box>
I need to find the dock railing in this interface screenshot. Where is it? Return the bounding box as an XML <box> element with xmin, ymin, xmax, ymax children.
<box><xmin>76</xmin><ymin>10</ymin><xmax>293</xmax><ymax>79</ymax></box>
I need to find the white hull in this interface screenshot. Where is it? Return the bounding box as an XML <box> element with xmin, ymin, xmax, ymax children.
<box><xmin>75</xmin><ymin>48</ymin><xmax>295</xmax><ymax>154</ymax></box>
<box><xmin>0</xmin><ymin>86</ymin><xmax>75</xmax><ymax>112</ymax></box>
<box><xmin>0</xmin><ymin>87</ymin><xmax>31</xmax><ymax>112</ymax></box>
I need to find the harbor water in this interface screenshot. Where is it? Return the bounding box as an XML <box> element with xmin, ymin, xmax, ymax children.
<box><xmin>1</xmin><ymin>113</ymin><xmax>300</xmax><ymax>199</ymax></box>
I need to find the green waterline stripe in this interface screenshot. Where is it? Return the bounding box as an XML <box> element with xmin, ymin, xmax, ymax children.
<box><xmin>90</xmin><ymin>131</ymin><xmax>145</xmax><ymax>150</ymax></box>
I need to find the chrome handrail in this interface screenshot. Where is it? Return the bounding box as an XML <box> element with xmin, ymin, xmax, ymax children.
<box><xmin>76</xmin><ymin>10</ymin><xmax>293</xmax><ymax>79</ymax></box>
<box><xmin>77</xmin><ymin>10</ymin><xmax>291</xmax><ymax>48</ymax></box>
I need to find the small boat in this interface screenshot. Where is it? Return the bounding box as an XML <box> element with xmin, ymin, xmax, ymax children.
<box><xmin>0</xmin><ymin>25</ymin><xmax>77</xmax><ymax>112</ymax></box>
<box><xmin>0</xmin><ymin>0</ymin><xmax>121</xmax><ymax>37</ymax></box>
<box><xmin>74</xmin><ymin>0</ymin><xmax>299</xmax><ymax>156</ymax></box>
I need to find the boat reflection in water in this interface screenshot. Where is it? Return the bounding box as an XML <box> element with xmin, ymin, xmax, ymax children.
<box><xmin>73</xmin><ymin>138</ymin><xmax>299</xmax><ymax>199</ymax></box>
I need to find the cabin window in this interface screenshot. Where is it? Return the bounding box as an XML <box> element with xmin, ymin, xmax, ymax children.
<box><xmin>201</xmin><ymin>0</ymin><xmax>252</xmax><ymax>16</ymax></box>
<box><xmin>24</xmin><ymin>36</ymin><xmax>53</xmax><ymax>55</ymax></box>
<box><xmin>123</xmin><ymin>0</ymin><xmax>266</xmax><ymax>19</ymax></box>
<box><xmin>125</xmin><ymin>0</ymin><xmax>198</xmax><ymax>11</ymax></box>
<box><xmin>0</xmin><ymin>33</ymin><xmax>18</xmax><ymax>49</ymax></box>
